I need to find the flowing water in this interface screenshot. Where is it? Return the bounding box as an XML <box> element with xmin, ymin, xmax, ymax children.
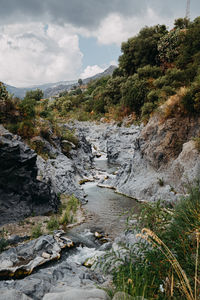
<box><xmin>70</xmin><ymin>154</ymin><xmax>139</xmax><ymax>240</ymax></box>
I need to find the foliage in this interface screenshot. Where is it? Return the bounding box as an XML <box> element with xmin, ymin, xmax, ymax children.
<box><xmin>121</xmin><ymin>75</ymin><xmax>149</xmax><ymax>115</ymax></box>
<box><xmin>174</xmin><ymin>18</ymin><xmax>190</xmax><ymax>29</ymax></box>
<box><xmin>0</xmin><ymin>230</ymin><xmax>8</xmax><ymax>253</ymax></box>
<box><xmin>158</xmin><ymin>29</ymin><xmax>184</xmax><ymax>65</ymax></box>
<box><xmin>99</xmin><ymin>182</ymin><xmax>200</xmax><ymax>299</ymax></box>
<box><xmin>137</xmin><ymin>65</ymin><xmax>163</xmax><ymax>79</ymax></box>
<box><xmin>47</xmin><ymin>216</ymin><xmax>60</xmax><ymax>232</ymax></box>
<box><xmin>60</xmin><ymin>195</ymin><xmax>79</xmax><ymax>226</ymax></box>
<box><xmin>193</xmin><ymin>137</ymin><xmax>200</xmax><ymax>152</ymax></box>
<box><xmin>24</xmin><ymin>89</ymin><xmax>43</xmax><ymax>102</ymax></box>
<box><xmin>118</xmin><ymin>25</ymin><xmax>167</xmax><ymax>76</ymax></box>
<box><xmin>31</xmin><ymin>223</ymin><xmax>43</xmax><ymax>239</ymax></box>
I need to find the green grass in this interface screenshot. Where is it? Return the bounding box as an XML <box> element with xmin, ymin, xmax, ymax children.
<box><xmin>31</xmin><ymin>223</ymin><xmax>43</xmax><ymax>239</ymax></box>
<box><xmin>47</xmin><ymin>216</ymin><xmax>60</xmax><ymax>232</ymax></box>
<box><xmin>98</xmin><ymin>182</ymin><xmax>200</xmax><ymax>299</ymax></box>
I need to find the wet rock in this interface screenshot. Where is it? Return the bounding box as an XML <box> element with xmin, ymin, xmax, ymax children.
<box><xmin>99</xmin><ymin>242</ymin><xmax>112</xmax><ymax>251</ymax></box>
<box><xmin>7</xmin><ymin>235</ymin><xmax>30</xmax><ymax>246</ymax></box>
<box><xmin>0</xmin><ymin>232</ymin><xmax>73</xmax><ymax>279</ymax></box>
<box><xmin>42</xmin><ymin>287</ymin><xmax>110</xmax><ymax>300</ymax></box>
<box><xmin>0</xmin><ymin>125</ymin><xmax>59</xmax><ymax>226</ymax></box>
<box><xmin>0</xmin><ymin>289</ymin><xmax>32</xmax><ymax>300</ymax></box>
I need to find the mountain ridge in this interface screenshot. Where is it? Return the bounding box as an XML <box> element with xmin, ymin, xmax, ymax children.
<box><xmin>4</xmin><ymin>65</ymin><xmax>117</xmax><ymax>99</ymax></box>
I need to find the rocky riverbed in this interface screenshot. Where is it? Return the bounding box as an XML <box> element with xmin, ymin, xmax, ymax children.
<box><xmin>0</xmin><ymin>117</ymin><xmax>199</xmax><ymax>299</ymax></box>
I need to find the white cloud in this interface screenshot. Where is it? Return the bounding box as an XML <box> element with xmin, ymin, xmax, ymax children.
<box><xmin>0</xmin><ymin>23</ymin><xmax>83</xmax><ymax>87</ymax></box>
<box><xmin>80</xmin><ymin>65</ymin><xmax>105</xmax><ymax>79</ymax></box>
<box><xmin>80</xmin><ymin>8</ymin><xmax>173</xmax><ymax>46</ymax></box>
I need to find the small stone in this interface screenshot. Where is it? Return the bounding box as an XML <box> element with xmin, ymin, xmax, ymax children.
<box><xmin>95</xmin><ymin>232</ymin><xmax>102</xmax><ymax>238</ymax></box>
<box><xmin>42</xmin><ymin>252</ymin><xmax>51</xmax><ymax>259</ymax></box>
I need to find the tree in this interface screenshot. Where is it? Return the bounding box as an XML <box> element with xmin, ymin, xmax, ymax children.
<box><xmin>118</xmin><ymin>25</ymin><xmax>167</xmax><ymax>76</ymax></box>
<box><xmin>24</xmin><ymin>89</ymin><xmax>43</xmax><ymax>101</ymax></box>
<box><xmin>174</xmin><ymin>18</ymin><xmax>190</xmax><ymax>29</ymax></box>
<box><xmin>158</xmin><ymin>29</ymin><xmax>185</xmax><ymax>65</ymax></box>
<box><xmin>121</xmin><ymin>75</ymin><xmax>149</xmax><ymax>116</ymax></box>
<box><xmin>78</xmin><ymin>78</ymin><xmax>83</xmax><ymax>86</ymax></box>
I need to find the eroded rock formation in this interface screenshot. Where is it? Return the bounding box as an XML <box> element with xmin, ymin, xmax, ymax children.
<box><xmin>0</xmin><ymin>125</ymin><xmax>59</xmax><ymax>226</ymax></box>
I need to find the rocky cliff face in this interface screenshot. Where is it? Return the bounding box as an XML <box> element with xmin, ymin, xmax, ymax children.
<box><xmin>98</xmin><ymin>114</ymin><xmax>200</xmax><ymax>203</ymax></box>
<box><xmin>36</xmin><ymin>126</ymin><xmax>93</xmax><ymax>202</ymax></box>
<box><xmin>0</xmin><ymin>125</ymin><xmax>59</xmax><ymax>226</ymax></box>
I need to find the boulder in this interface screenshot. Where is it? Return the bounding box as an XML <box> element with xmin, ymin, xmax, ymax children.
<box><xmin>0</xmin><ymin>231</ymin><xmax>73</xmax><ymax>279</ymax></box>
<box><xmin>0</xmin><ymin>289</ymin><xmax>32</xmax><ymax>300</ymax></box>
<box><xmin>42</xmin><ymin>287</ymin><xmax>110</xmax><ymax>300</ymax></box>
<box><xmin>0</xmin><ymin>125</ymin><xmax>59</xmax><ymax>226</ymax></box>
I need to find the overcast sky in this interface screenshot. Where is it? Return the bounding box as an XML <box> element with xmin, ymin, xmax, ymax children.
<box><xmin>0</xmin><ymin>0</ymin><xmax>199</xmax><ymax>87</ymax></box>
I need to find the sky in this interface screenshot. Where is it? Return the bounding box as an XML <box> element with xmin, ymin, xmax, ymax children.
<box><xmin>0</xmin><ymin>0</ymin><xmax>199</xmax><ymax>87</ymax></box>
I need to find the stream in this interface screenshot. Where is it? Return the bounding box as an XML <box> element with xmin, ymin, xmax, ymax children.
<box><xmin>71</xmin><ymin>153</ymin><xmax>139</xmax><ymax>240</ymax></box>
<box><xmin>0</xmin><ymin>134</ymin><xmax>140</xmax><ymax>300</ymax></box>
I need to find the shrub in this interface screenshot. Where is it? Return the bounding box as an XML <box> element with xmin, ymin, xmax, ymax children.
<box><xmin>99</xmin><ymin>182</ymin><xmax>200</xmax><ymax>299</ymax></box>
<box><xmin>0</xmin><ymin>230</ymin><xmax>8</xmax><ymax>253</ymax></box>
<box><xmin>121</xmin><ymin>75</ymin><xmax>149</xmax><ymax>116</ymax></box>
<box><xmin>47</xmin><ymin>216</ymin><xmax>60</xmax><ymax>232</ymax></box>
<box><xmin>60</xmin><ymin>195</ymin><xmax>79</xmax><ymax>226</ymax></box>
<box><xmin>17</xmin><ymin>120</ymin><xmax>35</xmax><ymax>139</ymax></box>
<box><xmin>137</xmin><ymin>65</ymin><xmax>162</xmax><ymax>79</ymax></box>
<box><xmin>24</xmin><ymin>89</ymin><xmax>43</xmax><ymax>102</ymax></box>
<box><xmin>193</xmin><ymin>137</ymin><xmax>200</xmax><ymax>152</ymax></box>
<box><xmin>31</xmin><ymin>223</ymin><xmax>43</xmax><ymax>239</ymax></box>
<box><xmin>141</xmin><ymin>102</ymin><xmax>156</xmax><ymax>121</ymax></box>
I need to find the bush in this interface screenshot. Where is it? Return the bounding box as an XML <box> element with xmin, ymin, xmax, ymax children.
<box><xmin>24</xmin><ymin>89</ymin><xmax>43</xmax><ymax>102</ymax></box>
<box><xmin>0</xmin><ymin>230</ymin><xmax>8</xmax><ymax>253</ymax></box>
<box><xmin>47</xmin><ymin>216</ymin><xmax>60</xmax><ymax>232</ymax></box>
<box><xmin>137</xmin><ymin>65</ymin><xmax>162</xmax><ymax>79</ymax></box>
<box><xmin>31</xmin><ymin>223</ymin><xmax>43</xmax><ymax>239</ymax></box>
<box><xmin>141</xmin><ymin>102</ymin><xmax>156</xmax><ymax>121</ymax></box>
<box><xmin>121</xmin><ymin>75</ymin><xmax>149</xmax><ymax>116</ymax></box>
<box><xmin>17</xmin><ymin>120</ymin><xmax>35</xmax><ymax>139</ymax></box>
<box><xmin>99</xmin><ymin>182</ymin><xmax>200</xmax><ymax>299</ymax></box>
<box><xmin>60</xmin><ymin>195</ymin><xmax>79</xmax><ymax>226</ymax></box>
<box><xmin>193</xmin><ymin>137</ymin><xmax>200</xmax><ymax>152</ymax></box>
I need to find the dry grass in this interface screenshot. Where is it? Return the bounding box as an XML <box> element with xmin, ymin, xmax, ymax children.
<box><xmin>161</xmin><ymin>87</ymin><xmax>188</xmax><ymax>119</ymax></box>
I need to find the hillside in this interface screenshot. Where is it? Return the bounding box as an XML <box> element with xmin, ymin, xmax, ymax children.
<box><xmin>4</xmin><ymin>65</ymin><xmax>116</xmax><ymax>99</ymax></box>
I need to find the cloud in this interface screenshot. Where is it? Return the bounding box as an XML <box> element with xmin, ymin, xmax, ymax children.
<box><xmin>1</xmin><ymin>0</ymin><xmax>199</xmax><ymax>29</ymax></box>
<box><xmin>0</xmin><ymin>23</ymin><xmax>83</xmax><ymax>86</ymax></box>
<box><xmin>80</xmin><ymin>65</ymin><xmax>105</xmax><ymax>79</ymax></box>
<box><xmin>92</xmin><ymin>8</ymin><xmax>173</xmax><ymax>46</ymax></box>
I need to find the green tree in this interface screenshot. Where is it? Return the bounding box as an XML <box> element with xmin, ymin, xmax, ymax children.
<box><xmin>119</xmin><ymin>25</ymin><xmax>167</xmax><ymax>76</ymax></box>
<box><xmin>177</xmin><ymin>17</ymin><xmax>200</xmax><ymax>70</ymax></box>
<box><xmin>174</xmin><ymin>17</ymin><xmax>190</xmax><ymax>29</ymax></box>
<box><xmin>121</xmin><ymin>75</ymin><xmax>149</xmax><ymax>115</ymax></box>
<box><xmin>78</xmin><ymin>78</ymin><xmax>83</xmax><ymax>86</ymax></box>
<box><xmin>24</xmin><ymin>89</ymin><xmax>43</xmax><ymax>102</ymax></box>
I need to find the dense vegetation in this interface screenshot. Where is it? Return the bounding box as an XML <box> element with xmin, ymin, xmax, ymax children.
<box><xmin>99</xmin><ymin>183</ymin><xmax>200</xmax><ymax>299</ymax></box>
<box><xmin>1</xmin><ymin>17</ymin><xmax>200</xmax><ymax>129</ymax></box>
<box><xmin>21</xmin><ymin>16</ymin><xmax>199</xmax><ymax>123</ymax></box>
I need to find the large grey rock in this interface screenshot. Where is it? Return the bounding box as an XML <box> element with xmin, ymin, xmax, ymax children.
<box><xmin>0</xmin><ymin>125</ymin><xmax>59</xmax><ymax>226</ymax></box>
<box><xmin>0</xmin><ymin>231</ymin><xmax>73</xmax><ymax>279</ymax></box>
<box><xmin>96</xmin><ymin>116</ymin><xmax>200</xmax><ymax>203</ymax></box>
<box><xmin>0</xmin><ymin>289</ymin><xmax>32</xmax><ymax>300</ymax></box>
<box><xmin>43</xmin><ymin>287</ymin><xmax>110</xmax><ymax>300</ymax></box>
<box><xmin>37</xmin><ymin>128</ymin><xmax>93</xmax><ymax>203</ymax></box>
